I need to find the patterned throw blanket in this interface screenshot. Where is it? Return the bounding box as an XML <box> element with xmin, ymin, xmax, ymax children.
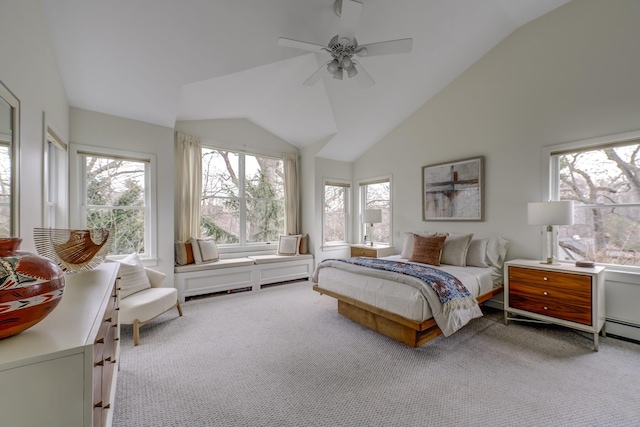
<box><xmin>326</xmin><ymin>257</ymin><xmax>477</xmax><ymax>314</ymax></box>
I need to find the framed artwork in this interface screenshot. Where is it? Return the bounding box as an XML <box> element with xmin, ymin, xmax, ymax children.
<box><xmin>422</xmin><ymin>156</ymin><xmax>484</xmax><ymax>221</ymax></box>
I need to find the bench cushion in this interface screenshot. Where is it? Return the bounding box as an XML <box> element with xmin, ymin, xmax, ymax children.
<box><xmin>248</xmin><ymin>254</ymin><xmax>314</xmax><ymax>265</ymax></box>
<box><xmin>174</xmin><ymin>257</ymin><xmax>254</xmax><ymax>273</ymax></box>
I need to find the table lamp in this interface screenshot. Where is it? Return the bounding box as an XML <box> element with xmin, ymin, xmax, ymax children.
<box><xmin>362</xmin><ymin>209</ymin><xmax>382</xmax><ymax>247</ymax></box>
<box><xmin>528</xmin><ymin>200</ymin><xmax>574</xmax><ymax>264</ymax></box>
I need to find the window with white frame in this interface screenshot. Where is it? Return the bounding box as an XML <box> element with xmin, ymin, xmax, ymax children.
<box><xmin>0</xmin><ymin>140</ymin><xmax>9</xmax><ymax>237</ymax></box>
<box><xmin>323</xmin><ymin>180</ymin><xmax>350</xmax><ymax>245</ymax></box>
<box><xmin>77</xmin><ymin>148</ymin><xmax>154</xmax><ymax>257</ymax></box>
<box><xmin>359</xmin><ymin>177</ymin><xmax>391</xmax><ymax>244</ymax></box>
<box><xmin>550</xmin><ymin>135</ymin><xmax>640</xmax><ymax>268</ymax></box>
<box><xmin>200</xmin><ymin>147</ymin><xmax>284</xmax><ymax>246</ymax></box>
<box><xmin>43</xmin><ymin>128</ymin><xmax>67</xmax><ymax>228</ymax></box>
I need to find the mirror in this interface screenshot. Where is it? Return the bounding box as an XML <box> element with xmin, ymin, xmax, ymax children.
<box><xmin>0</xmin><ymin>79</ymin><xmax>20</xmax><ymax>237</ymax></box>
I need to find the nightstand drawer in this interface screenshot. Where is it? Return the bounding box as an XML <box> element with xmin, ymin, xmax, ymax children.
<box><xmin>509</xmin><ymin>266</ymin><xmax>591</xmax><ymax>293</ymax></box>
<box><xmin>351</xmin><ymin>247</ymin><xmax>377</xmax><ymax>257</ymax></box>
<box><xmin>508</xmin><ymin>280</ymin><xmax>592</xmax><ymax>308</ymax></box>
<box><xmin>509</xmin><ymin>284</ymin><xmax>592</xmax><ymax>325</ymax></box>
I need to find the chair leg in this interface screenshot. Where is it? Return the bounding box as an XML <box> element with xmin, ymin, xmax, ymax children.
<box><xmin>176</xmin><ymin>301</ymin><xmax>183</xmax><ymax>317</ymax></box>
<box><xmin>133</xmin><ymin>319</ymin><xmax>140</xmax><ymax>346</ymax></box>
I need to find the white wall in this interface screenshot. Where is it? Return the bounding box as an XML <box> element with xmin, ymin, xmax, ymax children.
<box><xmin>0</xmin><ymin>0</ymin><xmax>69</xmax><ymax>250</ymax></box>
<box><xmin>351</xmin><ymin>0</ymin><xmax>640</xmax><ymax>337</ymax></box>
<box><xmin>69</xmin><ymin>108</ymin><xmax>175</xmax><ymax>280</ymax></box>
<box><xmin>301</xmin><ymin>137</ymin><xmax>353</xmax><ymax>264</ymax></box>
<box><xmin>354</xmin><ymin>0</ymin><xmax>640</xmax><ymax>259</ymax></box>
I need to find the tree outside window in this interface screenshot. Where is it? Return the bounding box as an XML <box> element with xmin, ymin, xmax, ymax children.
<box><xmin>555</xmin><ymin>142</ymin><xmax>640</xmax><ymax>266</ymax></box>
<box><xmin>360</xmin><ymin>179</ymin><xmax>391</xmax><ymax>244</ymax></box>
<box><xmin>324</xmin><ymin>181</ymin><xmax>350</xmax><ymax>244</ymax></box>
<box><xmin>201</xmin><ymin>147</ymin><xmax>284</xmax><ymax>245</ymax></box>
<box><xmin>82</xmin><ymin>154</ymin><xmax>147</xmax><ymax>255</ymax></box>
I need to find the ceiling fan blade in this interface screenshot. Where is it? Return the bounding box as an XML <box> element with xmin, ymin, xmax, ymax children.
<box><xmin>356</xmin><ymin>38</ymin><xmax>413</xmax><ymax>57</ymax></box>
<box><xmin>278</xmin><ymin>37</ymin><xmax>328</xmax><ymax>53</ymax></box>
<box><xmin>338</xmin><ymin>0</ymin><xmax>363</xmax><ymax>43</ymax></box>
<box><xmin>303</xmin><ymin>61</ymin><xmax>331</xmax><ymax>86</ymax></box>
<box><xmin>352</xmin><ymin>61</ymin><xmax>374</xmax><ymax>89</ymax></box>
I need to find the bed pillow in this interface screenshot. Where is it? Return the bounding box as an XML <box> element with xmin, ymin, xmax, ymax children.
<box><xmin>117</xmin><ymin>253</ymin><xmax>151</xmax><ymax>298</ymax></box>
<box><xmin>466</xmin><ymin>238</ymin><xmax>489</xmax><ymax>268</ymax></box>
<box><xmin>486</xmin><ymin>236</ymin><xmax>509</xmax><ymax>268</ymax></box>
<box><xmin>440</xmin><ymin>233</ymin><xmax>473</xmax><ymax>266</ymax></box>
<box><xmin>190</xmin><ymin>237</ymin><xmax>219</xmax><ymax>264</ymax></box>
<box><xmin>400</xmin><ymin>231</ymin><xmax>437</xmax><ymax>258</ymax></box>
<box><xmin>174</xmin><ymin>240</ymin><xmax>195</xmax><ymax>266</ymax></box>
<box><xmin>277</xmin><ymin>235</ymin><xmax>301</xmax><ymax>255</ymax></box>
<box><xmin>409</xmin><ymin>234</ymin><xmax>447</xmax><ymax>266</ymax></box>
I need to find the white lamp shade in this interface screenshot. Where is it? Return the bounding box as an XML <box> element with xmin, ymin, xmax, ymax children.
<box><xmin>362</xmin><ymin>209</ymin><xmax>382</xmax><ymax>224</ymax></box>
<box><xmin>528</xmin><ymin>201</ymin><xmax>574</xmax><ymax>226</ymax></box>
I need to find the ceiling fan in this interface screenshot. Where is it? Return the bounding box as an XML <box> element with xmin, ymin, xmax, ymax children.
<box><xmin>277</xmin><ymin>0</ymin><xmax>413</xmax><ymax>88</ymax></box>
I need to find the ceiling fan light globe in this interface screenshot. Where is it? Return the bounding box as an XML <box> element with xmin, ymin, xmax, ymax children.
<box><xmin>341</xmin><ymin>57</ymin><xmax>353</xmax><ymax>69</ymax></box>
<box><xmin>327</xmin><ymin>59</ymin><xmax>340</xmax><ymax>74</ymax></box>
<box><xmin>333</xmin><ymin>68</ymin><xmax>344</xmax><ymax>80</ymax></box>
<box><xmin>347</xmin><ymin>65</ymin><xmax>358</xmax><ymax>78</ymax></box>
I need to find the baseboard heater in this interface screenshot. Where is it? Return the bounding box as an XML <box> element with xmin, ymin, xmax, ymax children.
<box><xmin>605</xmin><ymin>317</ymin><xmax>640</xmax><ymax>344</ymax></box>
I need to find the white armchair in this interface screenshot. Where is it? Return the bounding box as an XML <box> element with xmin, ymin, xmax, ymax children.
<box><xmin>119</xmin><ymin>267</ymin><xmax>183</xmax><ymax>346</ymax></box>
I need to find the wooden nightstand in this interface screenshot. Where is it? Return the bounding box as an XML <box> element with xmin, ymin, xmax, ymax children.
<box><xmin>504</xmin><ymin>259</ymin><xmax>606</xmax><ymax>351</ymax></box>
<box><xmin>350</xmin><ymin>244</ymin><xmax>395</xmax><ymax>258</ymax></box>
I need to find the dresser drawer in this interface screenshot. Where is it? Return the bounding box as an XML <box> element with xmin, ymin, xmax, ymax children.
<box><xmin>509</xmin><ymin>266</ymin><xmax>591</xmax><ymax>293</ymax></box>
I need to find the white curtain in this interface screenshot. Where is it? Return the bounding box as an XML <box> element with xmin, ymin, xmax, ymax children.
<box><xmin>175</xmin><ymin>132</ymin><xmax>202</xmax><ymax>241</ymax></box>
<box><xmin>283</xmin><ymin>152</ymin><xmax>300</xmax><ymax>235</ymax></box>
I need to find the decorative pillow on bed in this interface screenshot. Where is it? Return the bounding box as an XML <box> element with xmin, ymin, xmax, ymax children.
<box><xmin>174</xmin><ymin>240</ymin><xmax>195</xmax><ymax>266</ymax></box>
<box><xmin>440</xmin><ymin>233</ymin><xmax>473</xmax><ymax>266</ymax></box>
<box><xmin>466</xmin><ymin>238</ymin><xmax>489</xmax><ymax>268</ymax></box>
<box><xmin>190</xmin><ymin>237</ymin><xmax>220</xmax><ymax>264</ymax></box>
<box><xmin>277</xmin><ymin>235</ymin><xmax>301</xmax><ymax>255</ymax></box>
<box><xmin>400</xmin><ymin>231</ymin><xmax>437</xmax><ymax>258</ymax></box>
<box><xmin>409</xmin><ymin>234</ymin><xmax>447</xmax><ymax>266</ymax></box>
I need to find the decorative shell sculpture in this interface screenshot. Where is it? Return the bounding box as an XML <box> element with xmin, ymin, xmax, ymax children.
<box><xmin>33</xmin><ymin>228</ymin><xmax>113</xmax><ymax>273</ymax></box>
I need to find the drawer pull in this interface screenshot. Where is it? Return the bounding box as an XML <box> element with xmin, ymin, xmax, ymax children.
<box><xmin>543</xmin><ymin>277</ymin><xmax>548</xmax><ymax>281</ymax></box>
<box><xmin>95</xmin><ymin>338</ymin><xmax>104</xmax><ymax>344</ymax></box>
<box><xmin>105</xmin><ymin>317</ymin><xmax>112</xmax><ymax>323</ymax></box>
<box><xmin>543</xmin><ymin>306</ymin><xmax>548</xmax><ymax>310</ymax></box>
<box><xmin>95</xmin><ymin>360</ymin><xmax>104</xmax><ymax>367</ymax></box>
<box><xmin>94</xmin><ymin>401</ymin><xmax>103</xmax><ymax>409</ymax></box>
<box><xmin>543</xmin><ymin>291</ymin><xmax>548</xmax><ymax>296</ymax></box>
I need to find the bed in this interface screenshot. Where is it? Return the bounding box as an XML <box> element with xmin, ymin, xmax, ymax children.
<box><xmin>311</xmin><ymin>233</ymin><xmax>508</xmax><ymax>347</ymax></box>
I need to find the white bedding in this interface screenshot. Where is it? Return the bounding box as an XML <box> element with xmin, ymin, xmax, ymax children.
<box><xmin>315</xmin><ymin>255</ymin><xmax>495</xmax><ymax>326</ymax></box>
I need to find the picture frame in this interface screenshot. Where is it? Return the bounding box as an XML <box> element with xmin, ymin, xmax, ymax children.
<box><xmin>422</xmin><ymin>156</ymin><xmax>484</xmax><ymax>221</ymax></box>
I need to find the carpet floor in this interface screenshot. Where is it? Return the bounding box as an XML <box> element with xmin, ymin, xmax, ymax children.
<box><xmin>114</xmin><ymin>281</ymin><xmax>640</xmax><ymax>427</ymax></box>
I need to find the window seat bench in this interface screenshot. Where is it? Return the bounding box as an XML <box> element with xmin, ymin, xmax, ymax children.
<box><xmin>174</xmin><ymin>254</ymin><xmax>314</xmax><ymax>302</ymax></box>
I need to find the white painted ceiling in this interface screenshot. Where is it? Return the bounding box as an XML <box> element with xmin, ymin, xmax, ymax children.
<box><xmin>40</xmin><ymin>0</ymin><xmax>570</xmax><ymax>162</ymax></box>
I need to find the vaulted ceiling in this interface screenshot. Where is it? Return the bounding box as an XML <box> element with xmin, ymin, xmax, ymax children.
<box><xmin>40</xmin><ymin>0</ymin><xmax>570</xmax><ymax>161</ymax></box>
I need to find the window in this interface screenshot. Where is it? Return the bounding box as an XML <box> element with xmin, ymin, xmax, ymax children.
<box><xmin>550</xmin><ymin>135</ymin><xmax>640</xmax><ymax>267</ymax></box>
<box><xmin>359</xmin><ymin>177</ymin><xmax>392</xmax><ymax>244</ymax></box>
<box><xmin>76</xmin><ymin>147</ymin><xmax>155</xmax><ymax>258</ymax></box>
<box><xmin>200</xmin><ymin>147</ymin><xmax>284</xmax><ymax>246</ymax></box>
<box><xmin>43</xmin><ymin>127</ymin><xmax>67</xmax><ymax>228</ymax></box>
<box><xmin>323</xmin><ymin>180</ymin><xmax>350</xmax><ymax>245</ymax></box>
<box><xmin>0</xmin><ymin>139</ymin><xmax>9</xmax><ymax>237</ymax></box>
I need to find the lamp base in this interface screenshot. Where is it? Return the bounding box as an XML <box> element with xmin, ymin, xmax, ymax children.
<box><xmin>540</xmin><ymin>257</ymin><xmax>560</xmax><ymax>265</ymax></box>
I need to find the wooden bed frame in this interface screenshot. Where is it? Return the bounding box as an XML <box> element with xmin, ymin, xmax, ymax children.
<box><xmin>312</xmin><ymin>284</ymin><xmax>504</xmax><ymax>347</ymax></box>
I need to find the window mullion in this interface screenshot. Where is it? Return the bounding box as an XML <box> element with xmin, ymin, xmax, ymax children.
<box><xmin>239</xmin><ymin>154</ymin><xmax>246</xmax><ymax>246</ymax></box>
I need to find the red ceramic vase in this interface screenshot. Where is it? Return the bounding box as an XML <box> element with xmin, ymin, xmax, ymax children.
<box><xmin>0</xmin><ymin>238</ymin><xmax>66</xmax><ymax>339</ymax></box>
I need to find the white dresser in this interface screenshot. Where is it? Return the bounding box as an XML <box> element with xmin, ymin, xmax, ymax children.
<box><xmin>0</xmin><ymin>262</ymin><xmax>121</xmax><ymax>427</ymax></box>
